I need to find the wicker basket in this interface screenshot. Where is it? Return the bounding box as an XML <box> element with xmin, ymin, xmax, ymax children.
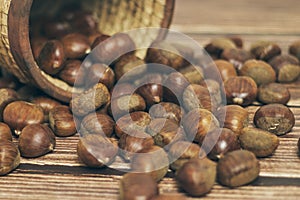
<box><xmin>0</xmin><ymin>0</ymin><xmax>175</xmax><ymax>102</ymax></box>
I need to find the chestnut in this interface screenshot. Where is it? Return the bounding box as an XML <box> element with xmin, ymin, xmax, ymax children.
<box><xmin>221</xmin><ymin>48</ymin><xmax>253</xmax><ymax>70</ymax></box>
<box><xmin>257</xmin><ymin>83</ymin><xmax>290</xmax><ymax>105</ymax></box>
<box><xmin>70</xmin><ymin>83</ymin><xmax>110</xmax><ymax>117</ymax></box>
<box><xmin>43</xmin><ymin>20</ymin><xmax>72</xmax><ymax>39</ymax></box>
<box><xmin>31</xmin><ymin>96</ymin><xmax>61</xmax><ymax>122</ymax></box>
<box><xmin>182</xmin><ymin>108</ymin><xmax>220</xmax><ymax>143</ymax></box>
<box><xmin>205</xmin><ymin>38</ymin><xmax>237</xmax><ymax>58</ymax></box>
<box><xmin>148</xmin><ymin>102</ymin><xmax>184</xmax><ymax>124</ymax></box>
<box><xmin>289</xmin><ymin>40</ymin><xmax>300</xmax><ymax>61</ymax></box>
<box><xmin>118</xmin><ymin>130</ymin><xmax>154</xmax><ymax>161</ymax></box>
<box><xmin>0</xmin><ymin>122</ymin><xmax>12</xmax><ymax>141</ymax></box>
<box><xmin>49</xmin><ymin>105</ymin><xmax>77</xmax><ymax>137</ymax></box>
<box><xmin>111</xmin><ymin>83</ymin><xmax>135</xmax><ymax>100</ymax></box>
<box><xmin>120</xmin><ymin>173</ymin><xmax>158</xmax><ymax>200</ymax></box>
<box><xmin>253</xmin><ymin>104</ymin><xmax>295</xmax><ymax>135</ymax></box>
<box><xmin>61</xmin><ymin>33</ymin><xmax>91</xmax><ymax>59</ymax></box>
<box><xmin>250</xmin><ymin>41</ymin><xmax>281</xmax><ymax>61</ymax></box>
<box><xmin>3</xmin><ymin>101</ymin><xmax>44</xmax><ymax>135</ymax></box>
<box><xmin>176</xmin><ymin>158</ymin><xmax>216</xmax><ymax>197</ymax></box>
<box><xmin>77</xmin><ymin>134</ymin><xmax>118</xmax><ymax>168</ymax></box>
<box><xmin>37</xmin><ymin>40</ymin><xmax>66</xmax><ymax>75</ymax></box>
<box><xmin>239</xmin><ymin>60</ymin><xmax>276</xmax><ymax>86</ymax></box>
<box><xmin>58</xmin><ymin>60</ymin><xmax>86</xmax><ymax>86</ymax></box>
<box><xmin>201</xmin><ymin>128</ymin><xmax>240</xmax><ymax>160</ymax></box>
<box><xmin>19</xmin><ymin>124</ymin><xmax>56</xmax><ymax>158</ymax></box>
<box><xmin>80</xmin><ymin>113</ymin><xmax>114</xmax><ymax>137</ymax></box>
<box><xmin>215</xmin><ymin>105</ymin><xmax>249</xmax><ymax>135</ymax></box>
<box><xmin>137</xmin><ymin>82</ymin><xmax>163</xmax><ymax>108</ymax></box>
<box><xmin>214</xmin><ymin>60</ymin><xmax>237</xmax><ymax>81</ymax></box>
<box><xmin>85</xmin><ymin>63</ymin><xmax>115</xmax><ymax>90</ymax></box>
<box><xmin>179</xmin><ymin>65</ymin><xmax>204</xmax><ymax>84</ymax></box>
<box><xmin>0</xmin><ymin>141</ymin><xmax>20</xmax><ymax>175</ymax></box>
<box><xmin>131</xmin><ymin>145</ymin><xmax>169</xmax><ymax>182</ymax></box>
<box><xmin>0</xmin><ymin>88</ymin><xmax>19</xmax><ymax>121</ymax></box>
<box><xmin>224</xmin><ymin>76</ymin><xmax>257</xmax><ymax>106</ymax></box>
<box><xmin>70</xmin><ymin>11</ymin><xmax>98</xmax><ymax>35</ymax></box>
<box><xmin>168</xmin><ymin>141</ymin><xmax>205</xmax><ymax>171</ymax></box>
<box><xmin>115</xmin><ymin>111</ymin><xmax>151</xmax><ymax>138</ymax></box>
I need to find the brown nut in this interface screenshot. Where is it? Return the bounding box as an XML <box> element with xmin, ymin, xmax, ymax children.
<box><xmin>253</xmin><ymin>104</ymin><xmax>295</xmax><ymax>135</ymax></box>
<box><xmin>85</xmin><ymin>63</ymin><xmax>115</xmax><ymax>90</ymax></box>
<box><xmin>58</xmin><ymin>60</ymin><xmax>86</xmax><ymax>86</ymax></box>
<box><xmin>49</xmin><ymin>105</ymin><xmax>77</xmax><ymax>137</ymax></box>
<box><xmin>77</xmin><ymin>134</ymin><xmax>118</xmax><ymax>168</ymax></box>
<box><xmin>131</xmin><ymin>145</ymin><xmax>169</xmax><ymax>182</ymax></box>
<box><xmin>120</xmin><ymin>173</ymin><xmax>158</xmax><ymax>200</ymax></box>
<box><xmin>150</xmin><ymin>194</ymin><xmax>187</xmax><ymax>200</ymax></box>
<box><xmin>0</xmin><ymin>141</ymin><xmax>20</xmax><ymax>176</ymax></box>
<box><xmin>115</xmin><ymin>111</ymin><xmax>151</xmax><ymax>138</ymax></box>
<box><xmin>176</xmin><ymin>158</ymin><xmax>216</xmax><ymax>197</ymax></box>
<box><xmin>268</xmin><ymin>54</ymin><xmax>300</xmax><ymax>83</ymax></box>
<box><xmin>214</xmin><ymin>60</ymin><xmax>237</xmax><ymax>82</ymax></box>
<box><xmin>182</xmin><ymin>108</ymin><xmax>220</xmax><ymax>143</ymax></box>
<box><xmin>3</xmin><ymin>101</ymin><xmax>44</xmax><ymax>135</ymax></box>
<box><xmin>199</xmin><ymin>79</ymin><xmax>223</xmax><ymax>107</ymax></box>
<box><xmin>179</xmin><ymin>65</ymin><xmax>204</xmax><ymax>85</ymax></box>
<box><xmin>257</xmin><ymin>83</ymin><xmax>290</xmax><ymax>105</ymax></box>
<box><xmin>91</xmin><ymin>34</ymin><xmax>111</xmax><ymax>49</ymax></box>
<box><xmin>37</xmin><ymin>40</ymin><xmax>66</xmax><ymax>75</ymax></box>
<box><xmin>93</xmin><ymin>33</ymin><xmax>135</xmax><ymax>64</ymax></box>
<box><xmin>224</xmin><ymin>76</ymin><xmax>257</xmax><ymax>106</ymax></box>
<box><xmin>239</xmin><ymin>127</ymin><xmax>279</xmax><ymax>157</ymax></box>
<box><xmin>168</xmin><ymin>141</ymin><xmax>204</xmax><ymax>171</ymax></box>
<box><xmin>114</xmin><ymin>56</ymin><xmax>147</xmax><ymax>81</ymax></box>
<box><xmin>217</xmin><ymin>150</ymin><xmax>260</xmax><ymax>187</ymax></box>
<box><xmin>215</xmin><ymin>105</ymin><xmax>249</xmax><ymax>135</ymax></box>
<box><xmin>61</xmin><ymin>33</ymin><xmax>91</xmax><ymax>59</ymax></box>
<box><xmin>80</xmin><ymin>113</ymin><xmax>114</xmax><ymax>137</ymax></box>
<box><xmin>43</xmin><ymin>20</ymin><xmax>72</xmax><ymax>39</ymax></box>
<box><xmin>239</xmin><ymin>60</ymin><xmax>276</xmax><ymax>86</ymax></box>
<box><xmin>182</xmin><ymin>84</ymin><xmax>216</xmax><ymax>113</ymax></box>
<box><xmin>118</xmin><ymin>130</ymin><xmax>154</xmax><ymax>161</ymax></box>
<box><xmin>250</xmin><ymin>41</ymin><xmax>281</xmax><ymax>61</ymax></box>
<box><xmin>70</xmin><ymin>11</ymin><xmax>98</xmax><ymax>35</ymax></box>
<box><xmin>221</xmin><ymin>48</ymin><xmax>254</xmax><ymax>70</ymax></box>
<box><xmin>111</xmin><ymin>83</ymin><xmax>135</xmax><ymax>100</ymax></box>
<box><xmin>145</xmin><ymin>41</ymin><xmax>185</xmax><ymax>70</ymax></box>
<box><xmin>149</xmin><ymin>102</ymin><xmax>184</xmax><ymax>124</ymax></box>
<box><xmin>31</xmin><ymin>96</ymin><xmax>61</xmax><ymax>122</ymax></box>
<box><xmin>0</xmin><ymin>122</ymin><xmax>12</xmax><ymax>141</ymax></box>
<box><xmin>146</xmin><ymin>118</ymin><xmax>185</xmax><ymax>148</ymax></box>
<box><xmin>201</xmin><ymin>128</ymin><xmax>240</xmax><ymax>160</ymax></box>
<box><xmin>289</xmin><ymin>40</ymin><xmax>300</xmax><ymax>60</ymax></box>
<box><xmin>0</xmin><ymin>88</ymin><xmax>19</xmax><ymax>121</ymax></box>
<box><xmin>31</xmin><ymin>36</ymin><xmax>47</xmax><ymax>59</ymax></box>
<box><xmin>137</xmin><ymin>82</ymin><xmax>163</xmax><ymax>108</ymax></box>
<box><xmin>108</xmin><ymin>93</ymin><xmax>146</xmax><ymax>120</ymax></box>
<box><xmin>70</xmin><ymin>83</ymin><xmax>110</xmax><ymax>117</ymax></box>
<box><xmin>19</xmin><ymin>124</ymin><xmax>56</xmax><ymax>158</ymax></box>
<box><xmin>227</xmin><ymin>36</ymin><xmax>244</xmax><ymax>48</ymax></box>
<box><xmin>205</xmin><ymin>38</ymin><xmax>237</xmax><ymax>58</ymax></box>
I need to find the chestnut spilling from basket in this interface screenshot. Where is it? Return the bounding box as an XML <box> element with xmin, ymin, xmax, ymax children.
<box><xmin>1</xmin><ymin>2</ymin><xmax>300</xmax><ymax>200</ymax></box>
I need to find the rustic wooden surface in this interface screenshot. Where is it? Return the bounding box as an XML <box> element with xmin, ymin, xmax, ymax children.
<box><xmin>1</xmin><ymin>0</ymin><xmax>300</xmax><ymax>199</ymax></box>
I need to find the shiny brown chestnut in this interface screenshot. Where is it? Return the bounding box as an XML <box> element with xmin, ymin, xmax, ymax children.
<box><xmin>268</xmin><ymin>54</ymin><xmax>300</xmax><ymax>83</ymax></box>
<box><xmin>289</xmin><ymin>40</ymin><xmax>300</xmax><ymax>61</ymax></box>
<box><xmin>250</xmin><ymin>41</ymin><xmax>281</xmax><ymax>61</ymax></box>
<box><xmin>137</xmin><ymin>83</ymin><xmax>163</xmax><ymax>108</ymax></box>
<box><xmin>3</xmin><ymin>101</ymin><xmax>44</xmax><ymax>135</ymax></box>
<box><xmin>85</xmin><ymin>63</ymin><xmax>115</xmax><ymax>90</ymax></box>
<box><xmin>221</xmin><ymin>48</ymin><xmax>253</xmax><ymax>70</ymax></box>
<box><xmin>30</xmin><ymin>36</ymin><xmax>47</xmax><ymax>59</ymax></box>
<box><xmin>224</xmin><ymin>76</ymin><xmax>257</xmax><ymax>106</ymax></box>
<box><xmin>254</xmin><ymin>104</ymin><xmax>295</xmax><ymax>136</ymax></box>
<box><xmin>120</xmin><ymin>173</ymin><xmax>158</xmax><ymax>200</ymax></box>
<box><xmin>214</xmin><ymin>60</ymin><xmax>237</xmax><ymax>81</ymax></box>
<box><xmin>205</xmin><ymin>38</ymin><xmax>237</xmax><ymax>58</ymax></box>
<box><xmin>70</xmin><ymin>83</ymin><xmax>110</xmax><ymax>117</ymax></box>
<box><xmin>0</xmin><ymin>141</ymin><xmax>20</xmax><ymax>176</ymax></box>
<box><xmin>215</xmin><ymin>105</ymin><xmax>249</xmax><ymax>135</ymax></box>
<box><xmin>77</xmin><ymin>134</ymin><xmax>118</xmax><ymax>168</ymax></box>
<box><xmin>49</xmin><ymin>105</ymin><xmax>77</xmax><ymax>137</ymax></box>
<box><xmin>239</xmin><ymin>60</ymin><xmax>276</xmax><ymax>86</ymax></box>
<box><xmin>115</xmin><ymin>111</ymin><xmax>151</xmax><ymax>138</ymax></box>
<box><xmin>80</xmin><ymin>113</ymin><xmax>114</xmax><ymax>137</ymax></box>
<box><xmin>131</xmin><ymin>145</ymin><xmax>169</xmax><ymax>182</ymax></box>
<box><xmin>0</xmin><ymin>88</ymin><xmax>19</xmax><ymax>121</ymax></box>
<box><xmin>149</xmin><ymin>102</ymin><xmax>184</xmax><ymax>124</ymax></box>
<box><xmin>19</xmin><ymin>124</ymin><xmax>56</xmax><ymax>158</ymax></box>
<box><xmin>0</xmin><ymin>122</ymin><xmax>12</xmax><ymax>141</ymax></box>
<box><xmin>118</xmin><ymin>130</ymin><xmax>154</xmax><ymax>161</ymax></box>
<box><xmin>179</xmin><ymin>65</ymin><xmax>204</xmax><ymax>85</ymax></box>
<box><xmin>58</xmin><ymin>60</ymin><xmax>86</xmax><ymax>86</ymax></box>
<box><xmin>201</xmin><ymin>128</ymin><xmax>240</xmax><ymax>160</ymax></box>
<box><xmin>43</xmin><ymin>20</ymin><xmax>72</xmax><ymax>39</ymax></box>
<box><xmin>182</xmin><ymin>108</ymin><xmax>220</xmax><ymax>143</ymax></box>
<box><xmin>257</xmin><ymin>83</ymin><xmax>290</xmax><ymax>105</ymax></box>
<box><xmin>31</xmin><ymin>96</ymin><xmax>61</xmax><ymax>122</ymax></box>
<box><xmin>61</xmin><ymin>33</ymin><xmax>91</xmax><ymax>59</ymax></box>
<box><xmin>37</xmin><ymin>40</ymin><xmax>66</xmax><ymax>75</ymax></box>
<box><xmin>176</xmin><ymin>158</ymin><xmax>216</xmax><ymax>197</ymax></box>
<box><xmin>70</xmin><ymin>11</ymin><xmax>98</xmax><ymax>35</ymax></box>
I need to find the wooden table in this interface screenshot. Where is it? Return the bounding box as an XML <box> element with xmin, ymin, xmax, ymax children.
<box><xmin>1</xmin><ymin>0</ymin><xmax>300</xmax><ymax>199</ymax></box>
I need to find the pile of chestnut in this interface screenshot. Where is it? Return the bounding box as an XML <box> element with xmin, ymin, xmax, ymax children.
<box><xmin>0</xmin><ymin>4</ymin><xmax>300</xmax><ymax>199</ymax></box>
